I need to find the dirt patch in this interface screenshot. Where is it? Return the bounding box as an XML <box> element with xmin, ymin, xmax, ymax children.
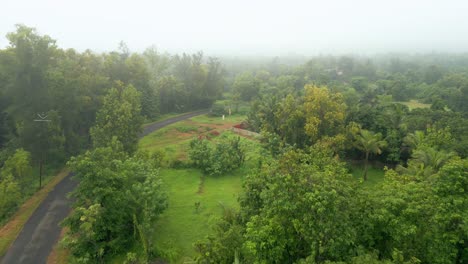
<box><xmin>174</xmin><ymin>131</ymin><xmax>193</xmax><ymax>138</ymax></box>
<box><xmin>184</xmin><ymin>120</ymin><xmax>236</xmax><ymax>131</ymax></box>
<box><xmin>210</xmin><ymin>130</ymin><xmax>220</xmax><ymax>136</ymax></box>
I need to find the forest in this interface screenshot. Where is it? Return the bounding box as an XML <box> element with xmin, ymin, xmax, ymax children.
<box><xmin>0</xmin><ymin>25</ymin><xmax>467</xmax><ymax>264</ymax></box>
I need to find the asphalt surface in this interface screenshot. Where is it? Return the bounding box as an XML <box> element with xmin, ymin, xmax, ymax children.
<box><xmin>140</xmin><ymin>110</ymin><xmax>208</xmax><ymax>137</ymax></box>
<box><xmin>1</xmin><ymin>110</ymin><xmax>208</xmax><ymax>264</ymax></box>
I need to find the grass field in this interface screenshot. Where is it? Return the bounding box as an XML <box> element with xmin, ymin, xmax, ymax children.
<box><xmin>396</xmin><ymin>99</ymin><xmax>431</xmax><ymax>110</ymax></box>
<box><xmin>349</xmin><ymin>164</ymin><xmax>385</xmax><ymax>187</ymax></box>
<box><xmin>153</xmin><ymin>168</ymin><xmax>244</xmax><ymax>263</ymax></box>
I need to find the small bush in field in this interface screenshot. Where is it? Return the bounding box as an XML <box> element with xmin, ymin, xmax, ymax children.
<box><xmin>210</xmin><ymin>101</ymin><xmax>228</xmax><ymax>116</ymax></box>
<box><xmin>151</xmin><ymin>149</ymin><xmax>166</xmax><ymax>167</ymax></box>
<box><xmin>189</xmin><ymin>136</ymin><xmax>245</xmax><ymax>175</ymax></box>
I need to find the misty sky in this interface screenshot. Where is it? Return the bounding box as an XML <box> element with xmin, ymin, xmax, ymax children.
<box><xmin>1</xmin><ymin>0</ymin><xmax>468</xmax><ymax>55</ymax></box>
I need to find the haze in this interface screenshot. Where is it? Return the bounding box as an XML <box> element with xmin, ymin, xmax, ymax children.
<box><xmin>2</xmin><ymin>0</ymin><xmax>468</xmax><ymax>55</ymax></box>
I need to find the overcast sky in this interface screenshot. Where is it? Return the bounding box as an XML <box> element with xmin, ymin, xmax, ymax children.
<box><xmin>1</xmin><ymin>0</ymin><xmax>468</xmax><ymax>56</ymax></box>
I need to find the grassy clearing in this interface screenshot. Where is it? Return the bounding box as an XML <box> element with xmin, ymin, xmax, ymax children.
<box><xmin>349</xmin><ymin>164</ymin><xmax>385</xmax><ymax>187</ymax></box>
<box><xmin>147</xmin><ymin>131</ymin><xmax>262</xmax><ymax>263</ymax></box>
<box><xmin>153</xmin><ymin>168</ymin><xmax>243</xmax><ymax>263</ymax></box>
<box><xmin>0</xmin><ymin>168</ymin><xmax>69</xmax><ymax>257</ymax></box>
<box><xmin>396</xmin><ymin>100</ymin><xmax>431</xmax><ymax>110</ymax></box>
<box><xmin>137</xmin><ymin>114</ymin><xmax>261</xmax><ymax>263</ymax></box>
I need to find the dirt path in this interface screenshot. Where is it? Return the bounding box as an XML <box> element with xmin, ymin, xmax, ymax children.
<box><xmin>0</xmin><ymin>111</ymin><xmax>208</xmax><ymax>264</ymax></box>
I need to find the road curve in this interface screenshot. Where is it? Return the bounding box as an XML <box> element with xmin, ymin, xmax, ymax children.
<box><xmin>1</xmin><ymin>110</ymin><xmax>208</xmax><ymax>264</ymax></box>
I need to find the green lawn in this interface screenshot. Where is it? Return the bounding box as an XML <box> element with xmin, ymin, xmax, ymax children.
<box><xmin>153</xmin><ymin>168</ymin><xmax>243</xmax><ymax>263</ymax></box>
<box><xmin>349</xmin><ymin>164</ymin><xmax>385</xmax><ymax>187</ymax></box>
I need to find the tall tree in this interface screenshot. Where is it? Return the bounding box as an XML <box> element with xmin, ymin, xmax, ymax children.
<box><xmin>354</xmin><ymin>129</ymin><xmax>387</xmax><ymax>181</ymax></box>
<box><xmin>90</xmin><ymin>82</ymin><xmax>143</xmax><ymax>154</ymax></box>
<box><xmin>6</xmin><ymin>24</ymin><xmax>57</xmax><ymax>115</ymax></box>
<box><xmin>63</xmin><ymin>140</ymin><xmax>167</xmax><ymax>262</ymax></box>
<box><xmin>303</xmin><ymin>85</ymin><xmax>346</xmax><ymax>143</ymax></box>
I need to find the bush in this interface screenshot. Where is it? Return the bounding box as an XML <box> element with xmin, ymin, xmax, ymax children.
<box><xmin>175</xmin><ymin>125</ymin><xmax>198</xmax><ymax>133</ymax></box>
<box><xmin>189</xmin><ymin>136</ymin><xmax>245</xmax><ymax>175</ymax></box>
<box><xmin>170</xmin><ymin>159</ymin><xmax>190</xmax><ymax>169</ymax></box>
<box><xmin>210</xmin><ymin>101</ymin><xmax>228</xmax><ymax>116</ymax></box>
<box><xmin>151</xmin><ymin>149</ymin><xmax>166</xmax><ymax>167</ymax></box>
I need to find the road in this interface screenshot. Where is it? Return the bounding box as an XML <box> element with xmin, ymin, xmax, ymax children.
<box><xmin>1</xmin><ymin>110</ymin><xmax>208</xmax><ymax>264</ymax></box>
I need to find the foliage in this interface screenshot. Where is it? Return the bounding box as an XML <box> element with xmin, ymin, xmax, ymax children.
<box><xmin>304</xmin><ymin>85</ymin><xmax>347</xmax><ymax>143</ymax></box>
<box><xmin>62</xmin><ymin>140</ymin><xmax>167</xmax><ymax>262</ymax></box>
<box><xmin>360</xmin><ymin>158</ymin><xmax>468</xmax><ymax>264</ymax></box>
<box><xmin>90</xmin><ymin>82</ymin><xmax>143</xmax><ymax>154</ymax></box>
<box><xmin>0</xmin><ymin>174</ymin><xmax>21</xmax><ymax>221</ymax></box>
<box><xmin>0</xmin><ymin>148</ymin><xmax>33</xmax><ymax>222</ymax></box>
<box><xmin>353</xmin><ymin>128</ymin><xmax>387</xmax><ymax>181</ymax></box>
<box><xmin>1</xmin><ymin>148</ymin><xmax>33</xmax><ymax>190</ymax></box>
<box><xmin>189</xmin><ymin>136</ymin><xmax>245</xmax><ymax>175</ymax></box>
<box><xmin>232</xmin><ymin>72</ymin><xmax>261</xmax><ymax>101</ymax></box>
<box><xmin>197</xmin><ymin>147</ymin><xmax>358</xmax><ymax>263</ymax></box>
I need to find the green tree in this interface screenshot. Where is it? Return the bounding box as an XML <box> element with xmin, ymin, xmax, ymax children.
<box><xmin>189</xmin><ymin>136</ymin><xmax>245</xmax><ymax>176</ymax></box>
<box><xmin>18</xmin><ymin>110</ymin><xmax>65</xmax><ymax>188</ymax></box>
<box><xmin>232</xmin><ymin>72</ymin><xmax>261</xmax><ymax>101</ymax></box>
<box><xmin>6</xmin><ymin>24</ymin><xmax>57</xmax><ymax>115</ymax></box>
<box><xmin>1</xmin><ymin>148</ymin><xmax>33</xmax><ymax>192</ymax></box>
<box><xmin>303</xmin><ymin>85</ymin><xmax>346</xmax><ymax>143</ymax></box>
<box><xmin>241</xmin><ymin>148</ymin><xmax>356</xmax><ymax>263</ymax></box>
<box><xmin>353</xmin><ymin>129</ymin><xmax>387</xmax><ymax>181</ymax></box>
<box><xmin>0</xmin><ymin>174</ymin><xmax>21</xmax><ymax>221</ymax></box>
<box><xmin>63</xmin><ymin>140</ymin><xmax>167</xmax><ymax>261</ymax></box>
<box><xmin>90</xmin><ymin>82</ymin><xmax>143</xmax><ymax>154</ymax></box>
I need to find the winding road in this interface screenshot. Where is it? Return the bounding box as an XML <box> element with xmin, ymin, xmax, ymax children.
<box><xmin>1</xmin><ymin>110</ymin><xmax>208</xmax><ymax>264</ymax></box>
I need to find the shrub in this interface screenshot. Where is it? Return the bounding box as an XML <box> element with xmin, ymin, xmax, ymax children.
<box><xmin>210</xmin><ymin>100</ymin><xmax>230</xmax><ymax>116</ymax></box>
<box><xmin>189</xmin><ymin>136</ymin><xmax>245</xmax><ymax>175</ymax></box>
<box><xmin>175</xmin><ymin>125</ymin><xmax>198</xmax><ymax>133</ymax></box>
<box><xmin>151</xmin><ymin>149</ymin><xmax>166</xmax><ymax>167</ymax></box>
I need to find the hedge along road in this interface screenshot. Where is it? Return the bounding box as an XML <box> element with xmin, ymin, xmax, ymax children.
<box><xmin>0</xmin><ymin>110</ymin><xmax>209</xmax><ymax>264</ymax></box>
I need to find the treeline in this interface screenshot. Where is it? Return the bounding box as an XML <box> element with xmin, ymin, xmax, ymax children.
<box><xmin>0</xmin><ymin>24</ymin><xmax>224</xmax><ymax>223</ymax></box>
<box><xmin>195</xmin><ymin>55</ymin><xmax>468</xmax><ymax>263</ymax></box>
<box><xmin>196</xmin><ymin>146</ymin><xmax>467</xmax><ymax>264</ymax></box>
<box><xmin>224</xmin><ymin>54</ymin><xmax>468</xmax><ymax>162</ymax></box>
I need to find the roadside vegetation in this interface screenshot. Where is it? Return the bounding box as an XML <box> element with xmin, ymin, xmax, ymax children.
<box><xmin>0</xmin><ymin>168</ymin><xmax>69</xmax><ymax>257</ymax></box>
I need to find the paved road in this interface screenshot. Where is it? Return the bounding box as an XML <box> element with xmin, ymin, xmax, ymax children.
<box><xmin>140</xmin><ymin>110</ymin><xmax>208</xmax><ymax>137</ymax></box>
<box><xmin>1</xmin><ymin>110</ymin><xmax>208</xmax><ymax>264</ymax></box>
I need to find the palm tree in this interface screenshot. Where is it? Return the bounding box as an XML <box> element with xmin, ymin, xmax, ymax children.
<box><xmin>397</xmin><ymin>147</ymin><xmax>455</xmax><ymax>177</ymax></box>
<box><xmin>412</xmin><ymin>147</ymin><xmax>455</xmax><ymax>171</ymax></box>
<box><xmin>404</xmin><ymin>130</ymin><xmax>426</xmax><ymax>150</ymax></box>
<box><xmin>354</xmin><ymin>129</ymin><xmax>387</xmax><ymax>181</ymax></box>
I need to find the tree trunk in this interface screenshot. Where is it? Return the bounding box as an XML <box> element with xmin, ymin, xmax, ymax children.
<box><xmin>363</xmin><ymin>151</ymin><xmax>369</xmax><ymax>181</ymax></box>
